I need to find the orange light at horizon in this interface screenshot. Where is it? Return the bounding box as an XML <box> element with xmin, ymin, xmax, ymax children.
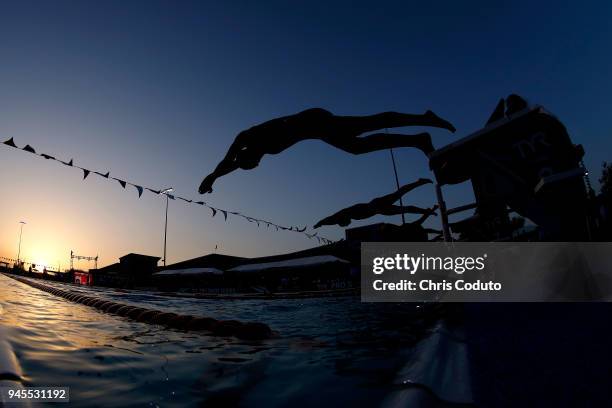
<box><xmin>18</xmin><ymin>246</ymin><xmax>67</xmax><ymax>271</ymax></box>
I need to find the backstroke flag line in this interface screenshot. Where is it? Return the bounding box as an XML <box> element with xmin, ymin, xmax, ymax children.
<box><xmin>2</xmin><ymin>137</ymin><xmax>334</xmax><ymax>244</ymax></box>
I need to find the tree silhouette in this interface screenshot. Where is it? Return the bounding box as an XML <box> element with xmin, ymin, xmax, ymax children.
<box><xmin>599</xmin><ymin>162</ymin><xmax>612</xmax><ymax>199</ymax></box>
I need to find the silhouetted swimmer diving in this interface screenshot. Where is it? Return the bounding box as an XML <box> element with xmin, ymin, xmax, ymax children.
<box><xmin>198</xmin><ymin>108</ymin><xmax>455</xmax><ymax>193</ymax></box>
<box><xmin>313</xmin><ymin>178</ymin><xmax>436</xmax><ymax>228</ymax></box>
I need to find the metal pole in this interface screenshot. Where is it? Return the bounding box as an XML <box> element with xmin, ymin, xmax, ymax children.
<box><xmin>163</xmin><ymin>194</ymin><xmax>169</xmax><ymax>267</ymax></box>
<box><xmin>389</xmin><ymin>148</ymin><xmax>406</xmax><ymax>225</ymax></box>
<box><xmin>435</xmin><ymin>183</ymin><xmax>452</xmax><ymax>242</ymax></box>
<box><xmin>17</xmin><ymin>222</ymin><xmax>25</xmax><ymax>266</ymax></box>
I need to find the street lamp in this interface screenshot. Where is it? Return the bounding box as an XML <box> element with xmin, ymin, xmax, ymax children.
<box><xmin>17</xmin><ymin>221</ymin><xmax>26</xmax><ymax>268</ymax></box>
<box><xmin>160</xmin><ymin>188</ymin><xmax>173</xmax><ymax>267</ymax></box>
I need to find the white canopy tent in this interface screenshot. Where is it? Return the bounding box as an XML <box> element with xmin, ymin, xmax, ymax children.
<box><xmin>227</xmin><ymin>255</ymin><xmax>350</xmax><ymax>273</ymax></box>
<box><xmin>153</xmin><ymin>267</ymin><xmax>223</xmax><ymax>276</ymax></box>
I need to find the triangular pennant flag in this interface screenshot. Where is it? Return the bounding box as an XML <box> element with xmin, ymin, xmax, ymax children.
<box><xmin>40</xmin><ymin>153</ymin><xmax>55</xmax><ymax>160</ymax></box>
<box><xmin>61</xmin><ymin>159</ymin><xmax>74</xmax><ymax>167</ymax></box>
<box><xmin>167</xmin><ymin>194</ymin><xmax>175</xmax><ymax>200</ymax></box>
<box><xmin>177</xmin><ymin>197</ymin><xmax>192</xmax><ymax>203</ymax></box>
<box><xmin>229</xmin><ymin>211</ymin><xmax>240</xmax><ymax>215</ymax></box>
<box><xmin>94</xmin><ymin>171</ymin><xmax>110</xmax><ymax>178</ymax></box>
<box><xmin>82</xmin><ymin>169</ymin><xmax>90</xmax><ymax>179</ymax></box>
<box><xmin>3</xmin><ymin>137</ymin><xmax>17</xmax><ymax>148</ymax></box>
<box><xmin>133</xmin><ymin>185</ymin><xmax>143</xmax><ymax>197</ymax></box>
<box><xmin>210</xmin><ymin>208</ymin><xmax>217</xmax><ymax>217</ymax></box>
<box><xmin>195</xmin><ymin>201</ymin><xmax>205</xmax><ymax>205</ymax></box>
<box><xmin>221</xmin><ymin>210</ymin><xmax>228</xmax><ymax>221</ymax></box>
<box><xmin>113</xmin><ymin>178</ymin><xmax>127</xmax><ymax>188</ymax></box>
<box><xmin>23</xmin><ymin>144</ymin><xmax>36</xmax><ymax>154</ymax></box>
<box><xmin>146</xmin><ymin>188</ymin><xmax>161</xmax><ymax>195</ymax></box>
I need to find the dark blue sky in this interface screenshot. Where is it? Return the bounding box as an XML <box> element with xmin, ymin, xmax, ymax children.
<box><xmin>0</xmin><ymin>1</ymin><xmax>610</xmax><ymax>266</ymax></box>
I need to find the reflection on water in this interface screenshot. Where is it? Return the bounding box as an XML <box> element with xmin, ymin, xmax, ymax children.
<box><xmin>0</xmin><ymin>275</ymin><xmax>435</xmax><ymax>407</ymax></box>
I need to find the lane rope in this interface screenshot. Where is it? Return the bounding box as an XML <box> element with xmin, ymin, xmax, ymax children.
<box><xmin>3</xmin><ymin>274</ymin><xmax>274</xmax><ymax>340</ymax></box>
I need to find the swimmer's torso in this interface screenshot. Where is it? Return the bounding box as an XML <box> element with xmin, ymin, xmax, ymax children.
<box><xmin>239</xmin><ymin>108</ymin><xmax>336</xmax><ymax>154</ymax></box>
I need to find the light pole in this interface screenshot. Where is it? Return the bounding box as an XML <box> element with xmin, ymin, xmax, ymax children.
<box><xmin>160</xmin><ymin>188</ymin><xmax>173</xmax><ymax>267</ymax></box>
<box><xmin>17</xmin><ymin>221</ymin><xmax>26</xmax><ymax>268</ymax></box>
<box><xmin>389</xmin><ymin>148</ymin><xmax>406</xmax><ymax>225</ymax></box>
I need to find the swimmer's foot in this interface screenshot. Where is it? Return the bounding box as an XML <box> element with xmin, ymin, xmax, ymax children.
<box><xmin>424</xmin><ymin>110</ymin><xmax>456</xmax><ymax>133</ymax></box>
<box><xmin>416</xmin><ymin>177</ymin><xmax>434</xmax><ymax>185</ymax></box>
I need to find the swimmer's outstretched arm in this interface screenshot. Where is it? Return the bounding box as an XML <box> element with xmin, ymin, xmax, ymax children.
<box><xmin>312</xmin><ymin>206</ymin><xmax>358</xmax><ymax>229</ymax></box>
<box><xmin>199</xmin><ymin>159</ymin><xmax>240</xmax><ymax>194</ymax></box>
<box><xmin>199</xmin><ymin>131</ymin><xmax>250</xmax><ymax>194</ymax></box>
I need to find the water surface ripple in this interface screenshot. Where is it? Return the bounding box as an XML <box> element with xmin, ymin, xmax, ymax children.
<box><xmin>0</xmin><ymin>275</ymin><xmax>433</xmax><ymax>407</ymax></box>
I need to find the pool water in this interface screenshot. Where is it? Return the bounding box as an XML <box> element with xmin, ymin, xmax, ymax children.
<box><xmin>0</xmin><ymin>274</ymin><xmax>435</xmax><ymax>407</ymax></box>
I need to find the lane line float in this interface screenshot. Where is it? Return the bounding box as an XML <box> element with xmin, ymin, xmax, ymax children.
<box><xmin>3</xmin><ymin>274</ymin><xmax>273</xmax><ymax>340</ymax></box>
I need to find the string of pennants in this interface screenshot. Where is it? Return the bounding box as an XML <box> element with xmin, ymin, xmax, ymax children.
<box><xmin>0</xmin><ymin>256</ymin><xmax>49</xmax><ymax>269</ymax></box>
<box><xmin>2</xmin><ymin>137</ymin><xmax>335</xmax><ymax>245</ymax></box>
